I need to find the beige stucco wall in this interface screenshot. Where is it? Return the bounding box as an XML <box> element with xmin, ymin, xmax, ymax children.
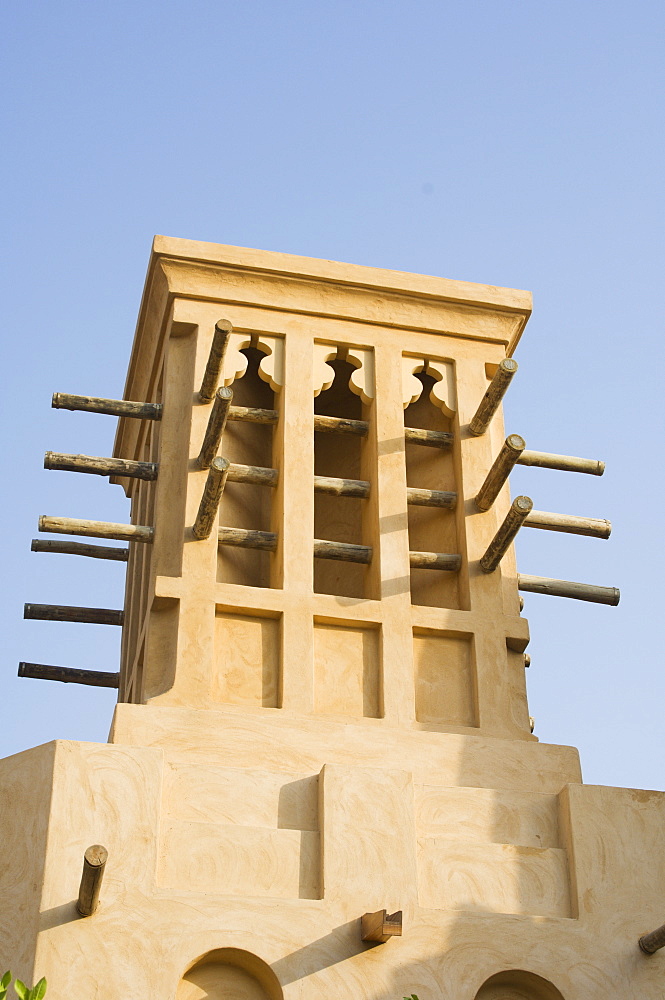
<box><xmin>1</xmin><ymin>725</ymin><xmax>663</xmax><ymax>998</ymax></box>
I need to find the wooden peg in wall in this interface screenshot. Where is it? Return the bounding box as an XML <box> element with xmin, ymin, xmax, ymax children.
<box><xmin>199</xmin><ymin>319</ymin><xmax>233</xmax><ymax>401</ymax></box>
<box><xmin>639</xmin><ymin>922</ymin><xmax>665</xmax><ymax>954</ymax></box>
<box><xmin>18</xmin><ymin>662</ymin><xmax>120</xmax><ymax>688</ymax></box>
<box><xmin>198</xmin><ymin>386</ymin><xmax>234</xmax><ymax>469</ymax></box>
<box><xmin>517</xmin><ymin>574</ymin><xmax>620</xmax><ymax>606</ymax></box>
<box><xmin>52</xmin><ymin>393</ymin><xmax>162</xmax><ymax>420</ymax></box>
<box><xmin>361</xmin><ymin>909</ymin><xmax>403</xmax><ymax>943</ymax></box>
<box><xmin>479</xmin><ymin>496</ymin><xmax>533</xmax><ymax>573</ymax></box>
<box><xmin>38</xmin><ymin>515</ymin><xmax>154</xmax><ymax>544</ymax></box>
<box><xmin>193</xmin><ymin>458</ymin><xmax>229</xmax><ymax>540</ymax></box>
<box><xmin>77</xmin><ymin>845</ymin><xmax>108</xmax><ymax>916</ymax></box>
<box><xmin>475</xmin><ymin>435</ymin><xmax>526</xmax><ymax>511</ymax></box>
<box><xmin>44</xmin><ymin>451</ymin><xmax>158</xmax><ymax>481</ymax></box>
<box><xmin>469</xmin><ymin>358</ymin><xmax>518</xmax><ymax>436</ymax></box>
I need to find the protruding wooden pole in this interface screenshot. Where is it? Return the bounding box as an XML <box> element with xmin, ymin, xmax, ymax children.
<box><xmin>31</xmin><ymin>539</ymin><xmax>129</xmax><ymax>561</ymax></box>
<box><xmin>198</xmin><ymin>386</ymin><xmax>234</xmax><ymax>469</ymax></box>
<box><xmin>524</xmin><ymin>510</ymin><xmax>611</xmax><ymax>539</ymax></box>
<box><xmin>639</xmin><ymin>923</ymin><xmax>665</xmax><ymax>954</ymax></box>
<box><xmin>199</xmin><ymin>319</ymin><xmax>233</xmax><ymax>401</ymax></box>
<box><xmin>517</xmin><ymin>574</ymin><xmax>620</xmax><ymax>606</ymax></box>
<box><xmin>18</xmin><ymin>663</ymin><xmax>120</xmax><ymax>688</ymax></box>
<box><xmin>524</xmin><ymin>654</ymin><xmax>531</xmax><ymax>668</ymax></box>
<box><xmin>44</xmin><ymin>452</ymin><xmax>158</xmax><ymax>481</ymax></box>
<box><xmin>469</xmin><ymin>358</ymin><xmax>518</xmax><ymax>436</ymax></box>
<box><xmin>38</xmin><ymin>516</ymin><xmax>153</xmax><ymax>543</ymax></box>
<box><xmin>193</xmin><ymin>458</ymin><xmax>229</xmax><ymax>540</ymax></box>
<box><xmin>409</xmin><ymin>551</ymin><xmax>462</xmax><ymax>571</ymax></box>
<box><xmin>480</xmin><ymin>495</ymin><xmax>533</xmax><ymax>573</ymax></box>
<box><xmin>361</xmin><ymin>909</ymin><xmax>402</xmax><ymax>943</ymax></box>
<box><xmin>517</xmin><ymin>450</ymin><xmax>605</xmax><ymax>476</ymax></box>
<box><xmin>218</xmin><ymin>527</ymin><xmax>278</xmax><ymax>551</ymax></box>
<box><xmin>313</xmin><ymin>540</ymin><xmax>372</xmax><ymax>564</ymax></box>
<box><xmin>52</xmin><ymin>393</ymin><xmax>162</xmax><ymax>420</ymax></box>
<box><xmin>406</xmin><ymin>487</ymin><xmax>457</xmax><ymax>509</ymax></box>
<box><xmin>475</xmin><ymin>434</ymin><xmax>526</xmax><ymax>511</ymax></box>
<box><xmin>24</xmin><ymin>604</ymin><xmax>124</xmax><ymax>626</ymax></box>
<box><xmin>77</xmin><ymin>845</ymin><xmax>108</xmax><ymax>916</ymax></box>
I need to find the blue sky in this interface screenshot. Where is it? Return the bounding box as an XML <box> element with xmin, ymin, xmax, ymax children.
<box><xmin>1</xmin><ymin>0</ymin><xmax>663</xmax><ymax>789</ymax></box>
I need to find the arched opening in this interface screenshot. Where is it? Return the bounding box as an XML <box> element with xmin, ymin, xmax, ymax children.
<box><xmin>176</xmin><ymin>948</ymin><xmax>283</xmax><ymax>1000</ymax></box>
<box><xmin>474</xmin><ymin>969</ymin><xmax>565</xmax><ymax>1000</ymax></box>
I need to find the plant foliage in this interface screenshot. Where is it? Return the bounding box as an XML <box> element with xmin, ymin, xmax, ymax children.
<box><xmin>0</xmin><ymin>973</ymin><xmax>47</xmax><ymax>1000</ymax></box>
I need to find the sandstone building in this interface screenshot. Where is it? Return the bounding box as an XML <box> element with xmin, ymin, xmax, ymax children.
<box><xmin>2</xmin><ymin>238</ymin><xmax>663</xmax><ymax>998</ymax></box>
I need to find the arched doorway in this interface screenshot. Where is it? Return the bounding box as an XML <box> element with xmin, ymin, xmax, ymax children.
<box><xmin>176</xmin><ymin>948</ymin><xmax>283</xmax><ymax>1000</ymax></box>
<box><xmin>475</xmin><ymin>969</ymin><xmax>565</xmax><ymax>1000</ymax></box>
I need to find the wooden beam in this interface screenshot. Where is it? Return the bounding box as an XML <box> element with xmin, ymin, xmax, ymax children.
<box><xmin>517</xmin><ymin>574</ymin><xmax>620</xmax><ymax>606</ymax></box>
<box><xmin>524</xmin><ymin>510</ymin><xmax>611</xmax><ymax>539</ymax></box>
<box><xmin>198</xmin><ymin>386</ymin><xmax>234</xmax><ymax>469</ymax></box>
<box><xmin>524</xmin><ymin>654</ymin><xmax>531</xmax><ymax>668</ymax></box>
<box><xmin>39</xmin><ymin>516</ymin><xmax>153</xmax><ymax>543</ymax></box>
<box><xmin>44</xmin><ymin>452</ymin><xmax>158</xmax><ymax>481</ymax></box>
<box><xmin>218</xmin><ymin>527</ymin><xmax>278</xmax><ymax>551</ymax></box>
<box><xmin>315</xmin><ymin>414</ymin><xmax>368</xmax><ymax>436</ymax></box>
<box><xmin>409</xmin><ymin>551</ymin><xmax>461</xmax><ymax>571</ymax></box>
<box><xmin>313</xmin><ymin>539</ymin><xmax>372</xmax><ymax>564</ymax></box>
<box><xmin>199</xmin><ymin>318</ymin><xmax>233</xmax><ymax>401</ymax></box>
<box><xmin>314</xmin><ymin>475</ymin><xmax>370</xmax><ymax>498</ymax></box>
<box><xmin>475</xmin><ymin>434</ymin><xmax>526</xmax><ymax>511</ymax></box>
<box><xmin>228</xmin><ymin>405</ymin><xmax>279</xmax><ymax>425</ymax></box>
<box><xmin>193</xmin><ymin>457</ymin><xmax>229</xmax><ymax>540</ymax></box>
<box><xmin>18</xmin><ymin>662</ymin><xmax>120</xmax><ymax>688</ymax></box>
<box><xmin>361</xmin><ymin>909</ymin><xmax>403</xmax><ymax>943</ymax></box>
<box><xmin>227</xmin><ymin>463</ymin><xmax>279</xmax><ymax>487</ymax></box>
<box><xmin>469</xmin><ymin>358</ymin><xmax>518</xmax><ymax>436</ymax></box>
<box><xmin>77</xmin><ymin>845</ymin><xmax>108</xmax><ymax>916</ymax></box>
<box><xmin>404</xmin><ymin>427</ymin><xmax>453</xmax><ymax>449</ymax></box>
<box><xmin>480</xmin><ymin>495</ymin><xmax>533</xmax><ymax>573</ymax></box>
<box><xmin>639</xmin><ymin>922</ymin><xmax>665</xmax><ymax>955</ymax></box>
<box><xmin>24</xmin><ymin>604</ymin><xmax>124</xmax><ymax>626</ymax></box>
<box><xmin>31</xmin><ymin>539</ymin><xmax>129</xmax><ymax>561</ymax></box>
<box><xmin>225</xmin><ymin>408</ymin><xmax>453</xmax><ymax>448</ymax></box>
<box><xmin>406</xmin><ymin>487</ymin><xmax>457</xmax><ymax>509</ymax></box>
<box><xmin>517</xmin><ymin>450</ymin><xmax>605</xmax><ymax>476</ymax></box>
<box><xmin>52</xmin><ymin>393</ymin><xmax>162</xmax><ymax>420</ymax></box>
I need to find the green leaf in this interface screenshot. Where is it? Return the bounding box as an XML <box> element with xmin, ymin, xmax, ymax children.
<box><xmin>14</xmin><ymin>981</ymin><xmax>28</xmax><ymax>1000</ymax></box>
<box><xmin>0</xmin><ymin>972</ymin><xmax>11</xmax><ymax>990</ymax></box>
<box><xmin>29</xmin><ymin>979</ymin><xmax>47</xmax><ymax>1000</ymax></box>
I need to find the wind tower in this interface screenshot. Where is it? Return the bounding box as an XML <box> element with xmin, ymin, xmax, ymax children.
<box><xmin>4</xmin><ymin>238</ymin><xmax>665</xmax><ymax>999</ymax></box>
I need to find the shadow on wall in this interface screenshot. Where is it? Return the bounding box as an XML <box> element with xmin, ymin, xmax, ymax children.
<box><xmin>176</xmin><ymin>948</ymin><xmax>283</xmax><ymax>1000</ymax></box>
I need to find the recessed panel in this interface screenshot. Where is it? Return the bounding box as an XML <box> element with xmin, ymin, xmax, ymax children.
<box><xmin>213</xmin><ymin>612</ymin><xmax>280</xmax><ymax>707</ymax></box>
<box><xmin>313</xmin><ymin>621</ymin><xmax>380</xmax><ymax>718</ymax></box>
<box><xmin>413</xmin><ymin>629</ymin><xmax>476</xmax><ymax>727</ymax></box>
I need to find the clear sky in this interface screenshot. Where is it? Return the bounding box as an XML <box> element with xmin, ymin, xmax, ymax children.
<box><xmin>1</xmin><ymin>0</ymin><xmax>663</xmax><ymax>789</ymax></box>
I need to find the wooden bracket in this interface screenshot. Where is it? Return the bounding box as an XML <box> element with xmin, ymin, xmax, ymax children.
<box><xmin>361</xmin><ymin>909</ymin><xmax>402</xmax><ymax>943</ymax></box>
